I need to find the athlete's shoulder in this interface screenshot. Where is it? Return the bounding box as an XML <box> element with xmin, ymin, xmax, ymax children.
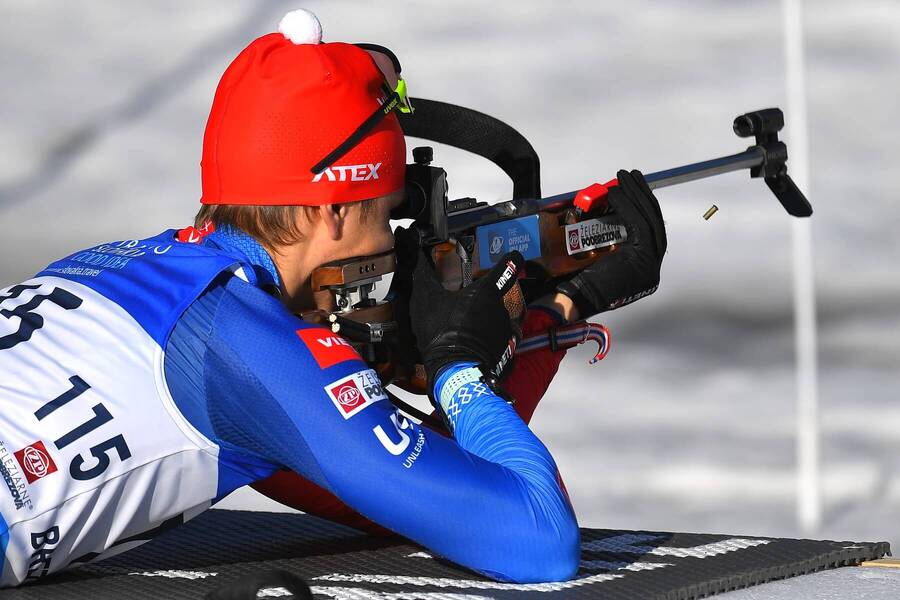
<box><xmin>35</xmin><ymin>229</ymin><xmax>247</xmax><ymax>346</ymax></box>
<box><xmin>40</xmin><ymin>229</ymin><xmax>241</xmax><ymax>274</ymax></box>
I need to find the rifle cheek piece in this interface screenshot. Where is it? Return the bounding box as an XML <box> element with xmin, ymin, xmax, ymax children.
<box><xmin>305</xmin><ymin>251</ymin><xmax>399</xmax><ymax>365</ymax></box>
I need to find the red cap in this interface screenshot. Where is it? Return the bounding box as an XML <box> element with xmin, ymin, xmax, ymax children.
<box><xmin>200</xmin><ymin>32</ymin><xmax>406</xmax><ymax>206</ymax></box>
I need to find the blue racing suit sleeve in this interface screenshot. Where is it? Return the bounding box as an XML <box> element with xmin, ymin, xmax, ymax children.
<box><xmin>168</xmin><ymin>274</ymin><xmax>579</xmax><ymax>583</ymax></box>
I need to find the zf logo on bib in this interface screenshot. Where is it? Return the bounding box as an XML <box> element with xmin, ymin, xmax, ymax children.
<box><xmin>14</xmin><ymin>441</ymin><xmax>58</xmax><ymax>484</ymax></box>
<box><xmin>0</xmin><ymin>284</ymin><xmax>134</xmax><ymax>483</ymax></box>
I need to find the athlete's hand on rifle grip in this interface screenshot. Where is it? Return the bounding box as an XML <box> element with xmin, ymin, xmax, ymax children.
<box><xmin>557</xmin><ymin>170</ymin><xmax>667</xmax><ymax>318</ymax></box>
<box><xmin>390</xmin><ymin>227</ymin><xmax>526</xmax><ymax>393</ymax></box>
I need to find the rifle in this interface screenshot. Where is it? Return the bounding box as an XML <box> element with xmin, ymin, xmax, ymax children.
<box><xmin>302</xmin><ymin>104</ymin><xmax>812</xmax><ymax>422</ymax></box>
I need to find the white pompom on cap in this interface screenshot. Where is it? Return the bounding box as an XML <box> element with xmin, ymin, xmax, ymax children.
<box><xmin>278</xmin><ymin>9</ymin><xmax>323</xmax><ymax>45</ymax></box>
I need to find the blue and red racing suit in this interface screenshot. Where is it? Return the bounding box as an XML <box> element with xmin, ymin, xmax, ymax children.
<box><xmin>254</xmin><ymin>304</ymin><xmax>572</xmax><ymax>534</ymax></box>
<box><xmin>0</xmin><ymin>227</ymin><xmax>579</xmax><ymax>587</ymax></box>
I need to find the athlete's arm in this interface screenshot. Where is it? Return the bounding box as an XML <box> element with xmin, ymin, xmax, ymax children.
<box><xmin>250</xmin><ymin>470</ymin><xmax>392</xmax><ymax>535</ymax></box>
<box><xmin>252</xmin><ymin>305</ymin><xmax>568</xmax><ymax>534</ymax></box>
<box><xmin>168</xmin><ymin>274</ymin><xmax>579</xmax><ymax>583</ymax></box>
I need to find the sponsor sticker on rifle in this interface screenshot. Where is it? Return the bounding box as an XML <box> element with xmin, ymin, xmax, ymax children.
<box><xmin>476</xmin><ymin>214</ymin><xmax>542</xmax><ymax>270</ymax></box>
<box><xmin>565</xmin><ymin>218</ymin><xmax>628</xmax><ymax>255</ymax></box>
<box><xmin>325</xmin><ymin>369</ymin><xmax>387</xmax><ymax>419</ymax></box>
<box><xmin>14</xmin><ymin>440</ymin><xmax>58</xmax><ymax>484</ymax></box>
<box><xmin>297</xmin><ymin>327</ymin><xmax>361</xmax><ymax>369</ymax></box>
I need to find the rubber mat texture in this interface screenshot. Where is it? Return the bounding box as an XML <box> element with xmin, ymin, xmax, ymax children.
<box><xmin>0</xmin><ymin>510</ymin><xmax>890</xmax><ymax>600</ymax></box>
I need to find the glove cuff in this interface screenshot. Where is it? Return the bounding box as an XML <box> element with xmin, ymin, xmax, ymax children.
<box><xmin>432</xmin><ymin>362</ymin><xmax>484</xmax><ymax>433</ymax></box>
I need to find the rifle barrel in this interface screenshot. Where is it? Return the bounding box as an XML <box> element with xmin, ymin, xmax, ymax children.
<box><xmin>644</xmin><ymin>146</ymin><xmax>765</xmax><ymax>189</ymax></box>
<box><xmin>446</xmin><ymin>145</ymin><xmax>767</xmax><ymax>232</ymax></box>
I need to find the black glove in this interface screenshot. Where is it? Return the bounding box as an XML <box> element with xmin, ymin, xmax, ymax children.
<box><xmin>557</xmin><ymin>169</ymin><xmax>667</xmax><ymax>318</ymax></box>
<box><xmin>390</xmin><ymin>227</ymin><xmax>526</xmax><ymax>392</ymax></box>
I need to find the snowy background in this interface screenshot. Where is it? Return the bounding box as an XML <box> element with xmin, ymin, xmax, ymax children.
<box><xmin>2</xmin><ymin>0</ymin><xmax>898</xmax><ymax>549</ymax></box>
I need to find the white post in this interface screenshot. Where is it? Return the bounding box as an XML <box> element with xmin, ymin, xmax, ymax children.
<box><xmin>782</xmin><ymin>0</ymin><xmax>821</xmax><ymax>533</ymax></box>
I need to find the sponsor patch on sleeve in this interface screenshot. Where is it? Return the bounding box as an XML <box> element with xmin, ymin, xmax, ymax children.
<box><xmin>325</xmin><ymin>369</ymin><xmax>387</xmax><ymax>419</ymax></box>
<box><xmin>297</xmin><ymin>328</ymin><xmax>361</xmax><ymax>369</ymax></box>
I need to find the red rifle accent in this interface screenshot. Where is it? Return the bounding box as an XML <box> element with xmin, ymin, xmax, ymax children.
<box><xmin>573</xmin><ymin>178</ymin><xmax>619</xmax><ymax>213</ymax></box>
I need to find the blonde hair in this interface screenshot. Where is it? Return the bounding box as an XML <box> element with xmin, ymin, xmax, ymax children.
<box><xmin>194</xmin><ymin>200</ymin><xmax>377</xmax><ymax>248</ymax></box>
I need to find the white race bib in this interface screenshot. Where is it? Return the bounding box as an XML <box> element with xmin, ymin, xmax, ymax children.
<box><xmin>0</xmin><ymin>277</ymin><xmax>219</xmax><ymax>587</ymax></box>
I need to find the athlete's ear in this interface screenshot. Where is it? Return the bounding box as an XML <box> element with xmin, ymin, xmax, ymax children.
<box><xmin>317</xmin><ymin>204</ymin><xmax>343</xmax><ymax>240</ymax></box>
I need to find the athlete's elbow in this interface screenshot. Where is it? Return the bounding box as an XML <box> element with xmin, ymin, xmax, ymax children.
<box><xmin>493</xmin><ymin>512</ymin><xmax>581</xmax><ymax>583</ymax></box>
<box><xmin>531</xmin><ymin>515</ymin><xmax>581</xmax><ymax>582</ymax></box>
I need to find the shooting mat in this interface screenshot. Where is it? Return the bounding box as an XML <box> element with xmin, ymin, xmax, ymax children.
<box><xmin>1</xmin><ymin>509</ymin><xmax>889</xmax><ymax>600</ymax></box>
